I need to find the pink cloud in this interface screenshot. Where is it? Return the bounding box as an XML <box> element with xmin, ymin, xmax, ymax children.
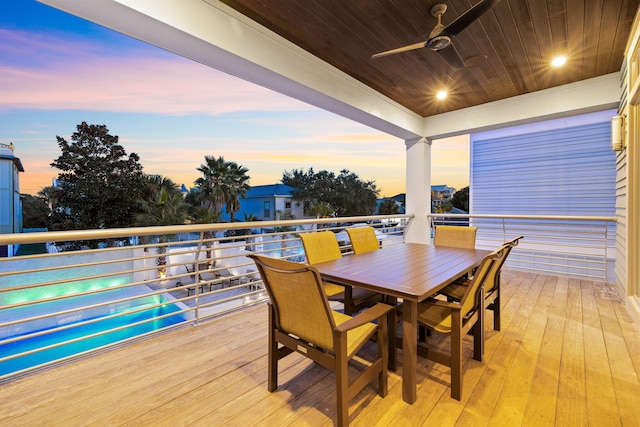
<box><xmin>0</xmin><ymin>29</ymin><xmax>310</xmax><ymax>115</ymax></box>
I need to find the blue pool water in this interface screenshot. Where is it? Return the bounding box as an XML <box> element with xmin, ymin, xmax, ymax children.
<box><xmin>0</xmin><ymin>304</ymin><xmax>185</xmax><ymax>377</ymax></box>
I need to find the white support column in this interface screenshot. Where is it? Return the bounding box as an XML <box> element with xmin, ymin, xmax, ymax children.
<box><xmin>404</xmin><ymin>137</ymin><xmax>431</xmax><ymax>244</ymax></box>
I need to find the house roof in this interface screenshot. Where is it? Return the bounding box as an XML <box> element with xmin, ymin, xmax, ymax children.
<box><xmin>0</xmin><ymin>152</ymin><xmax>24</xmax><ymax>172</ymax></box>
<box><xmin>245</xmin><ymin>184</ymin><xmax>296</xmax><ymax>198</ymax></box>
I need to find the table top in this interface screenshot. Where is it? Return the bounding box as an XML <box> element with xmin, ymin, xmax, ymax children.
<box><xmin>314</xmin><ymin>243</ymin><xmax>490</xmax><ymax>302</ymax></box>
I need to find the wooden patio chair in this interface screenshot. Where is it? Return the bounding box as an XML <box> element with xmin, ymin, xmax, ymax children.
<box><xmin>413</xmin><ymin>246</ymin><xmax>502</xmax><ymax>400</ymax></box>
<box><xmin>433</xmin><ymin>225</ymin><xmax>477</xmax><ymax>249</ymax></box>
<box><xmin>248</xmin><ymin>254</ymin><xmax>393</xmax><ymax>427</ymax></box>
<box><xmin>433</xmin><ymin>225</ymin><xmax>478</xmax><ymax>282</ymax></box>
<box><xmin>345</xmin><ymin>226</ymin><xmax>394</xmax><ymax>364</ymax></box>
<box><xmin>346</xmin><ymin>226</ymin><xmax>381</xmax><ymax>253</ymax></box>
<box><xmin>300</xmin><ymin>231</ymin><xmax>380</xmax><ymax>315</ymax></box>
<box><xmin>437</xmin><ymin>235</ymin><xmax>524</xmax><ymax>331</ymax></box>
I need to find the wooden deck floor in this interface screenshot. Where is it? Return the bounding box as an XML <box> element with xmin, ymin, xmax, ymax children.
<box><xmin>1</xmin><ymin>270</ymin><xmax>639</xmax><ymax>426</ymax></box>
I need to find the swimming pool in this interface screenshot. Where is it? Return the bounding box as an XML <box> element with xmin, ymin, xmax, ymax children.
<box><xmin>0</xmin><ymin>302</ymin><xmax>186</xmax><ymax>378</ymax></box>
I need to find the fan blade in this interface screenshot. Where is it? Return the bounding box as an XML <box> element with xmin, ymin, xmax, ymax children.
<box><xmin>440</xmin><ymin>0</ymin><xmax>501</xmax><ymax>37</ymax></box>
<box><xmin>437</xmin><ymin>43</ymin><xmax>466</xmax><ymax>70</ymax></box>
<box><xmin>371</xmin><ymin>41</ymin><xmax>427</xmax><ymax>59</ymax></box>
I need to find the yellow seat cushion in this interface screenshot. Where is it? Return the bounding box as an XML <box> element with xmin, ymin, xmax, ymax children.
<box><xmin>332</xmin><ymin>310</ymin><xmax>378</xmax><ymax>356</ymax></box>
<box><xmin>323</xmin><ymin>282</ymin><xmax>346</xmax><ymax>297</ymax></box>
<box><xmin>417</xmin><ymin>301</ymin><xmax>452</xmax><ymax>334</ymax></box>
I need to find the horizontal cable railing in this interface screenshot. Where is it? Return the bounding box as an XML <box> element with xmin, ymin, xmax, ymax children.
<box><xmin>0</xmin><ymin>215</ymin><xmax>410</xmax><ymax>380</ymax></box>
<box><xmin>428</xmin><ymin>213</ymin><xmax>617</xmax><ymax>282</ymax></box>
<box><xmin>0</xmin><ymin>213</ymin><xmax>617</xmax><ymax>380</ymax></box>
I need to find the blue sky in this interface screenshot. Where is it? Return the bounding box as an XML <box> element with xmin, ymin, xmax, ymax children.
<box><xmin>0</xmin><ymin>1</ymin><xmax>469</xmax><ymax>196</ymax></box>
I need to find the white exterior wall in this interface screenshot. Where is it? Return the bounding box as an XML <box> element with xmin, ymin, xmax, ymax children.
<box><xmin>471</xmin><ymin>110</ymin><xmax>617</xmax><ymax>216</ymax></box>
<box><xmin>470</xmin><ymin>110</ymin><xmax>618</xmax><ymax>281</ymax></box>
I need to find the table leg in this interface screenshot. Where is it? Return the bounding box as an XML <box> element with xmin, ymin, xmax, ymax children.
<box><xmin>402</xmin><ymin>300</ymin><xmax>417</xmax><ymax>404</ymax></box>
<box><xmin>386</xmin><ymin>296</ymin><xmax>397</xmax><ymax>371</ymax></box>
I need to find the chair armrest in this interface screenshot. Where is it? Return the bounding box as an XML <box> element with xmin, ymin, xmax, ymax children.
<box><xmin>335</xmin><ymin>303</ymin><xmax>393</xmax><ymax>333</ymax></box>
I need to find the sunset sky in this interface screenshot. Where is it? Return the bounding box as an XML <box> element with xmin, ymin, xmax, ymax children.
<box><xmin>0</xmin><ymin>1</ymin><xmax>469</xmax><ymax>197</ymax></box>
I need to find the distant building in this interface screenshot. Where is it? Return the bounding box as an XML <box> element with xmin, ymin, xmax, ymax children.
<box><xmin>386</xmin><ymin>186</ymin><xmax>459</xmax><ymax>213</ymax></box>
<box><xmin>0</xmin><ymin>143</ymin><xmax>24</xmax><ymax>256</ymax></box>
<box><xmin>219</xmin><ymin>184</ymin><xmax>306</xmax><ymax>222</ymax></box>
<box><xmin>431</xmin><ymin>184</ymin><xmax>456</xmax><ymax>205</ymax></box>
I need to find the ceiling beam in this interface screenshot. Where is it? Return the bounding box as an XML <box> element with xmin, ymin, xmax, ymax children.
<box><xmin>422</xmin><ymin>73</ymin><xmax>621</xmax><ymax>139</ymax></box>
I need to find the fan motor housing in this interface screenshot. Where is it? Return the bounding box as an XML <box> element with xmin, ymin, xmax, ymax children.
<box><xmin>427</xmin><ymin>35</ymin><xmax>451</xmax><ymax>51</ymax></box>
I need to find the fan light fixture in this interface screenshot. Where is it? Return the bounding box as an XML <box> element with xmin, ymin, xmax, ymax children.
<box><xmin>551</xmin><ymin>56</ymin><xmax>567</xmax><ymax>67</ymax></box>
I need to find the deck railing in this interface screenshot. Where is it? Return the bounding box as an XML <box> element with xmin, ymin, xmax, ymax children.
<box><xmin>428</xmin><ymin>213</ymin><xmax>617</xmax><ymax>281</ymax></box>
<box><xmin>0</xmin><ymin>213</ymin><xmax>615</xmax><ymax>380</ymax></box>
<box><xmin>0</xmin><ymin>215</ymin><xmax>409</xmax><ymax>380</ymax></box>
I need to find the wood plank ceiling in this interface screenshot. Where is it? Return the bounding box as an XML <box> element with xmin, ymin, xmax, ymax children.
<box><xmin>219</xmin><ymin>0</ymin><xmax>639</xmax><ymax>117</ymax></box>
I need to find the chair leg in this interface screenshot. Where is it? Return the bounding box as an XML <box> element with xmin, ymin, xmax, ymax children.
<box><xmin>450</xmin><ymin>313</ymin><xmax>463</xmax><ymax>401</ymax></box>
<box><xmin>493</xmin><ymin>275</ymin><xmax>501</xmax><ymax>331</ymax></box>
<box><xmin>386</xmin><ymin>297</ymin><xmax>397</xmax><ymax>371</ymax></box>
<box><xmin>493</xmin><ymin>291</ymin><xmax>501</xmax><ymax>331</ymax></box>
<box><xmin>473</xmin><ymin>316</ymin><xmax>483</xmax><ymax>361</ymax></box>
<box><xmin>335</xmin><ymin>334</ymin><xmax>349</xmax><ymax>427</ymax></box>
<box><xmin>378</xmin><ymin>313</ymin><xmax>389</xmax><ymax>397</ymax></box>
<box><xmin>418</xmin><ymin>324</ymin><xmax>427</xmax><ymax>342</ymax></box>
<box><xmin>267</xmin><ymin>305</ymin><xmax>278</xmax><ymax>392</ymax></box>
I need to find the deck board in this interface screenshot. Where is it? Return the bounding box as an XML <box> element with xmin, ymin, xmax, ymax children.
<box><xmin>1</xmin><ymin>270</ymin><xmax>639</xmax><ymax>426</ymax></box>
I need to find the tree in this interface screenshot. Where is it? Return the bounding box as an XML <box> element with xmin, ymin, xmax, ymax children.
<box><xmin>141</xmin><ymin>174</ymin><xmax>182</xmax><ymax>203</ymax></box>
<box><xmin>451</xmin><ymin>186</ymin><xmax>470</xmax><ymax>212</ymax></box>
<box><xmin>135</xmin><ymin>185</ymin><xmax>190</xmax><ymax>275</ymax></box>
<box><xmin>282</xmin><ymin>168</ymin><xmax>379</xmax><ymax>216</ymax></box>
<box><xmin>49</xmin><ymin>122</ymin><xmax>146</xmax><ymax>233</ymax></box>
<box><xmin>135</xmin><ymin>187</ymin><xmax>190</xmax><ymax>228</ymax></box>
<box><xmin>435</xmin><ymin>201</ymin><xmax>453</xmax><ymax>213</ymax></box>
<box><xmin>378</xmin><ymin>198</ymin><xmax>399</xmax><ymax>215</ymax></box>
<box><xmin>193</xmin><ymin>155</ymin><xmax>251</xmax><ymax>221</ymax></box>
<box><xmin>20</xmin><ymin>194</ymin><xmax>50</xmax><ymax>228</ymax></box>
<box><xmin>224</xmin><ymin>161</ymin><xmax>251</xmax><ymax>221</ymax></box>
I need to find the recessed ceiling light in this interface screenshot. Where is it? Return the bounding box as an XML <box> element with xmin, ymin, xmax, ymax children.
<box><xmin>551</xmin><ymin>56</ymin><xmax>567</xmax><ymax>67</ymax></box>
<box><xmin>436</xmin><ymin>90</ymin><xmax>447</xmax><ymax>100</ymax></box>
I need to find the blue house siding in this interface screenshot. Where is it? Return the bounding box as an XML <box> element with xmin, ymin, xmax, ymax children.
<box><xmin>218</xmin><ymin>184</ymin><xmax>305</xmax><ymax>222</ymax></box>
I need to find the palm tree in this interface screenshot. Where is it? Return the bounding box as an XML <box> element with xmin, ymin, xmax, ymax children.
<box><xmin>194</xmin><ymin>155</ymin><xmax>251</xmax><ymax>221</ymax></box>
<box><xmin>224</xmin><ymin>161</ymin><xmax>250</xmax><ymax>222</ymax></box>
<box><xmin>194</xmin><ymin>156</ymin><xmax>229</xmax><ymax>214</ymax></box>
<box><xmin>136</xmin><ymin>187</ymin><xmax>190</xmax><ymax>277</ymax></box>
<box><xmin>141</xmin><ymin>174</ymin><xmax>181</xmax><ymax>202</ymax></box>
<box><xmin>191</xmin><ymin>205</ymin><xmax>221</xmax><ymax>265</ymax></box>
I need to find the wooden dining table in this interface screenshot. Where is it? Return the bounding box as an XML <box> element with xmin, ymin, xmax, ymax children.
<box><xmin>314</xmin><ymin>242</ymin><xmax>490</xmax><ymax>404</ymax></box>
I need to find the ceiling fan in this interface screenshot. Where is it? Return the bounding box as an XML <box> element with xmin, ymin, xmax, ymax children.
<box><xmin>371</xmin><ymin>0</ymin><xmax>501</xmax><ymax>70</ymax></box>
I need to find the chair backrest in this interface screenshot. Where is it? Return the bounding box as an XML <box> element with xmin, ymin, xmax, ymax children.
<box><xmin>299</xmin><ymin>231</ymin><xmax>342</xmax><ymax>264</ymax></box>
<box><xmin>248</xmin><ymin>254</ymin><xmax>336</xmax><ymax>350</ymax></box>
<box><xmin>484</xmin><ymin>235</ymin><xmax>524</xmax><ymax>293</ymax></box>
<box><xmin>346</xmin><ymin>226</ymin><xmax>379</xmax><ymax>254</ymax></box>
<box><xmin>458</xmin><ymin>247</ymin><xmax>501</xmax><ymax>317</ymax></box>
<box><xmin>433</xmin><ymin>225</ymin><xmax>477</xmax><ymax>249</ymax></box>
